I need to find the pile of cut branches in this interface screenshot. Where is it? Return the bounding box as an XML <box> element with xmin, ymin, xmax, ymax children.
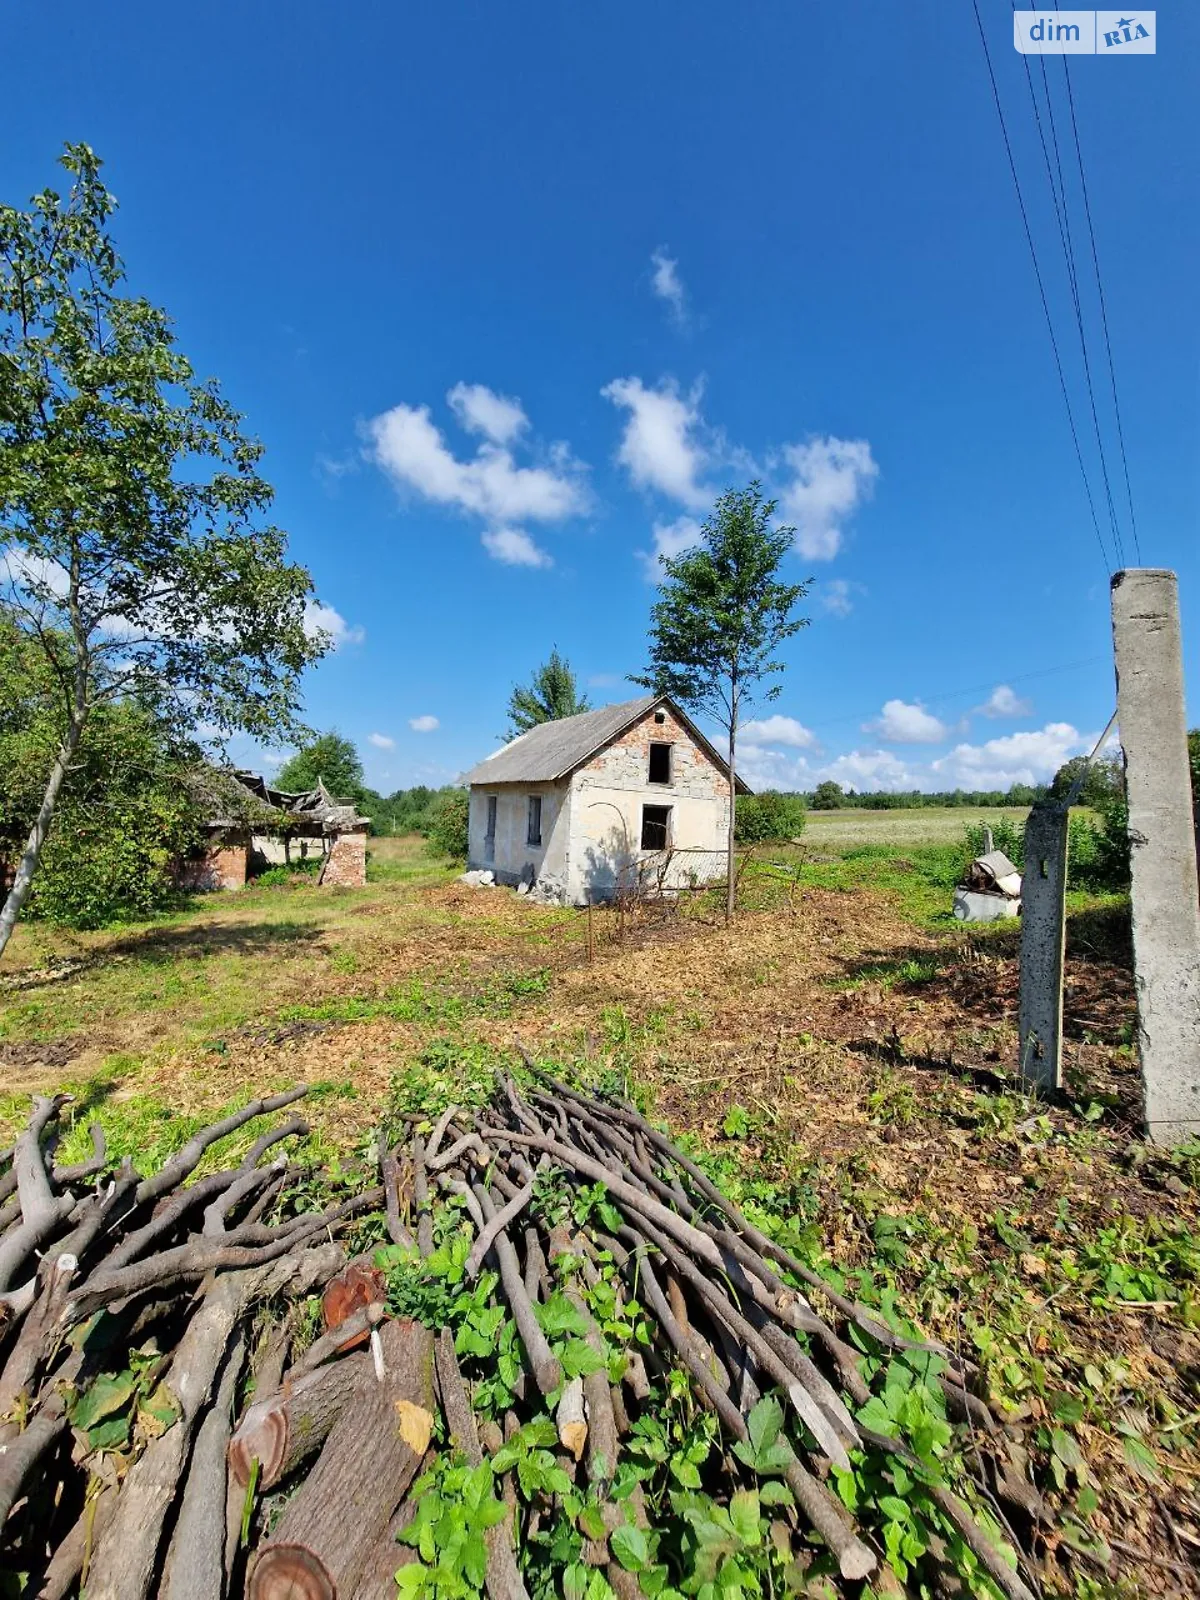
<box><xmin>0</xmin><ymin>1072</ymin><xmax>1044</xmax><ymax>1599</ymax></box>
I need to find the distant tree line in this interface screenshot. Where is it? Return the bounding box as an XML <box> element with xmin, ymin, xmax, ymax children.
<box><xmin>804</xmin><ymin>780</ymin><xmax>1048</xmax><ymax>810</ymax></box>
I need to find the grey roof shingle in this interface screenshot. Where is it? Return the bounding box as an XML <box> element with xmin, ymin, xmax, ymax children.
<box><xmin>460</xmin><ymin>695</ymin><xmax>749</xmax><ymax>792</ymax></box>
<box><xmin>461</xmin><ymin>697</ymin><xmax>658</xmax><ymax>786</ymax></box>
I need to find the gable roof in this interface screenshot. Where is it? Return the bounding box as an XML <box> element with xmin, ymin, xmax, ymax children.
<box><xmin>460</xmin><ymin>695</ymin><xmax>750</xmax><ymax>792</ymax></box>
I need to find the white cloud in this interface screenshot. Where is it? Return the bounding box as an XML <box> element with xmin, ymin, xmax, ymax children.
<box><xmin>366</xmin><ymin>393</ymin><xmax>588</xmax><ymax>524</ymax></box>
<box><xmin>409</xmin><ymin>715</ymin><xmax>440</xmax><ymax>733</ymax></box>
<box><xmin>778</xmin><ymin>437</ymin><xmax>878</xmax><ymax>560</ymax></box>
<box><xmin>820</xmin><ymin>748</ymin><xmax>918</xmax><ymax>790</ymax></box>
<box><xmin>602</xmin><ymin>377</ymin><xmax>710</xmax><ymax>510</ymax></box>
<box><xmin>976</xmin><ymin>684</ymin><xmax>1033</xmax><ymax>719</ymax></box>
<box><xmin>741</xmin><ymin>715</ymin><xmax>817</xmax><ymax>749</ymax></box>
<box><xmin>587</xmin><ymin>673</ymin><xmax>621</xmax><ymax>688</ymax></box>
<box><xmin>933</xmin><ymin>723</ymin><xmax>1091</xmax><ymax>789</ymax></box>
<box><xmin>636</xmin><ymin>514</ymin><xmax>703</xmax><ymax>579</ymax></box>
<box><xmin>304</xmin><ymin>599</ymin><xmax>365</xmax><ymax>649</ymax></box>
<box><xmin>650</xmin><ymin>248</ymin><xmax>688</xmax><ymax>327</ymax></box>
<box><xmin>866</xmin><ymin>699</ymin><xmax>949</xmax><ymax>745</ymax></box>
<box><xmin>820</xmin><ymin>578</ymin><xmax>863</xmax><ymax>617</ymax></box>
<box><xmin>1</xmin><ymin>548</ymin><xmax>68</xmax><ymax>598</ymax></box>
<box><xmin>368</xmin><ymin>732</ymin><xmax>395</xmax><ymax>750</ymax></box>
<box><xmin>447</xmin><ymin>382</ymin><xmax>528</xmax><ymax>446</ymax></box>
<box><xmin>482</xmin><ymin>527</ymin><xmax>554</xmax><ymax>568</ymax></box>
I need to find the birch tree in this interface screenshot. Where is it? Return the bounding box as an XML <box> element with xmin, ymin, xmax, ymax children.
<box><xmin>634</xmin><ymin>484</ymin><xmax>808</xmax><ymax>919</ymax></box>
<box><xmin>0</xmin><ymin>144</ymin><xmax>325</xmax><ymax>956</ymax></box>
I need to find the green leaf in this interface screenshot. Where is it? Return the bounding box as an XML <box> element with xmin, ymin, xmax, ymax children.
<box><xmin>1051</xmin><ymin>1393</ymin><xmax>1086</xmax><ymax>1425</ymax></box>
<box><xmin>1051</xmin><ymin>1429</ymin><xmax>1084</xmax><ymax>1470</ymax></box>
<box><xmin>758</xmin><ymin>1479</ymin><xmax>793</xmax><ymax>1507</ymax></box>
<box><xmin>728</xmin><ymin>1489</ymin><xmax>761</xmax><ymax>1547</ymax></box>
<box><xmin>67</xmin><ymin>1369</ymin><xmax>139</xmax><ymax>1431</ymax></box>
<box><xmin>83</xmin><ymin>1412</ymin><xmax>132</xmax><ymax>1452</ymax></box>
<box><xmin>745</xmin><ymin>1395</ymin><xmax>784</xmax><ymax>1454</ymax></box>
<box><xmin>579</xmin><ymin>1502</ymin><xmax>608</xmax><ymax>1540</ymax></box>
<box><xmin>610</xmin><ymin>1522</ymin><xmax>650</xmax><ymax>1572</ymax></box>
<box><xmin>1122</xmin><ymin>1436</ymin><xmax>1161</xmax><ymax>1483</ymax></box>
<box><xmin>561</xmin><ymin>1339</ymin><xmax>606</xmax><ymax>1379</ymax></box>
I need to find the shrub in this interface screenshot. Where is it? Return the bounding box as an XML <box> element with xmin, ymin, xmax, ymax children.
<box><xmin>961</xmin><ymin>808</ymin><xmax>1130</xmax><ymax>895</ymax></box>
<box><xmin>427</xmin><ymin>789</ymin><xmax>469</xmax><ymax>860</ymax></box>
<box><xmin>736</xmin><ymin>791</ymin><xmax>807</xmax><ymax>844</ymax></box>
<box><xmin>32</xmin><ymin>786</ymin><xmax>199</xmax><ymax>929</ymax></box>
<box><xmin>963</xmin><ymin>816</ymin><xmax>1025</xmax><ymax>870</ymax></box>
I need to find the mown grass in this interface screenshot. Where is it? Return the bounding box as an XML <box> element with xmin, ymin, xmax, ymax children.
<box><xmin>0</xmin><ymin>821</ymin><xmax>1195</xmax><ymax>1585</ymax></box>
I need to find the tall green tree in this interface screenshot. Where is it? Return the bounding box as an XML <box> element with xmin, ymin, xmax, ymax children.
<box><xmin>276</xmin><ymin>731</ymin><xmax>364</xmax><ymax>799</ymax></box>
<box><xmin>505</xmin><ymin>648</ymin><xmax>590</xmax><ymax>738</ymax></box>
<box><xmin>634</xmin><ymin>483</ymin><xmax>808</xmax><ymax>918</ymax></box>
<box><xmin>0</xmin><ymin>144</ymin><xmax>325</xmax><ymax>956</ymax></box>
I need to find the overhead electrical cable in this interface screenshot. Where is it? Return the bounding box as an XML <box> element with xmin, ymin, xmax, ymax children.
<box><xmin>1016</xmin><ymin>1</ymin><xmax>1126</xmax><ymax>565</ymax></box>
<box><xmin>1056</xmin><ymin>15</ymin><xmax>1143</xmax><ymax>563</ymax></box>
<box><xmin>971</xmin><ymin>0</ymin><xmax>1114</xmax><ymax>573</ymax></box>
<box><xmin>799</xmin><ymin>653</ymin><xmax>1109</xmax><ymax>735</ymax></box>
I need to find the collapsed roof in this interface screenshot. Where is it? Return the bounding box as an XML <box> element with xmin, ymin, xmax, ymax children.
<box><xmin>196</xmin><ymin>768</ymin><xmax>368</xmax><ymax>834</ymax></box>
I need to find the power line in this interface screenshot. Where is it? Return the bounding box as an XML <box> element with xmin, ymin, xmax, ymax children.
<box><xmin>1016</xmin><ymin>2</ymin><xmax>1126</xmax><ymax>565</ymax></box>
<box><xmin>801</xmin><ymin>653</ymin><xmax>1108</xmax><ymax>734</ymax></box>
<box><xmin>971</xmin><ymin>0</ymin><xmax>1114</xmax><ymax>574</ymax></box>
<box><xmin>1056</xmin><ymin>24</ymin><xmax>1143</xmax><ymax>563</ymax></box>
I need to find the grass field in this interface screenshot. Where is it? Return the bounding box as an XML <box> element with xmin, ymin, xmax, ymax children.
<box><xmin>803</xmin><ymin>805</ymin><xmax>1031</xmax><ymax>850</ymax></box>
<box><xmin>0</xmin><ymin>818</ymin><xmax>1196</xmax><ymax>1590</ymax></box>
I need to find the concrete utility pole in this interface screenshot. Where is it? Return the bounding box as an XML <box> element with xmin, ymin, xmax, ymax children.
<box><xmin>1110</xmin><ymin>569</ymin><xmax>1200</xmax><ymax>1144</ymax></box>
<box><xmin>1018</xmin><ymin>802</ymin><xmax>1071</xmax><ymax>1091</ymax></box>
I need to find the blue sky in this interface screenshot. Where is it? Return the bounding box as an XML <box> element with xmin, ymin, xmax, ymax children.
<box><xmin>3</xmin><ymin>2</ymin><xmax>1196</xmax><ymax>793</ymax></box>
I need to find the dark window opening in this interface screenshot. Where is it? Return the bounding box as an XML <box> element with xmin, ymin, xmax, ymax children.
<box><xmin>654</xmin><ymin>709</ymin><xmax>667</xmax><ymax>724</ymax></box>
<box><xmin>648</xmin><ymin>743</ymin><xmax>672</xmax><ymax>785</ymax></box>
<box><xmin>641</xmin><ymin>804</ymin><xmax>671</xmax><ymax>851</ymax></box>
<box><xmin>484</xmin><ymin>796</ymin><xmax>497</xmax><ymax>861</ymax></box>
<box><xmin>527</xmin><ymin>795</ymin><xmax>543</xmax><ymax>846</ymax></box>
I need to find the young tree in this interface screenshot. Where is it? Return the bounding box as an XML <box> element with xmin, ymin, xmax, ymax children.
<box><xmin>634</xmin><ymin>483</ymin><xmax>808</xmax><ymax>918</ymax></box>
<box><xmin>0</xmin><ymin>144</ymin><xmax>325</xmax><ymax>957</ymax></box>
<box><xmin>505</xmin><ymin>648</ymin><xmax>590</xmax><ymax>738</ymax></box>
<box><xmin>276</xmin><ymin>731</ymin><xmax>364</xmax><ymax>799</ymax></box>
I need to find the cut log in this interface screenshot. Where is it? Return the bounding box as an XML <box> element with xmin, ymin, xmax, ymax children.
<box><xmin>85</xmin><ymin>1245</ymin><xmax>342</xmax><ymax>1600</ymax></box>
<box><xmin>35</xmin><ymin>1477</ymin><xmax>119</xmax><ymax>1600</ymax></box>
<box><xmin>229</xmin><ymin>1348</ymin><xmax>372</xmax><ymax>1488</ymax></box>
<box><xmin>0</xmin><ymin>1096</ymin><xmax>74</xmax><ymax>1292</ymax></box>
<box><xmin>286</xmin><ymin>1301</ymin><xmax>386</xmax><ymax>1382</ymax></box>
<box><xmin>133</xmin><ymin>1087</ymin><xmax>308</xmax><ymax>1207</ymax></box>
<box><xmin>321</xmin><ymin>1259</ymin><xmax>387</xmax><ymax>1348</ymax></box>
<box><xmin>556</xmin><ymin>1376</ymin><xmax>587</xmax><ymax>1461</ymax></box>
<box><xmin>249</xmin><ymin>1318</ymin><xmax>436</xmax><ymax>1600</ymax></box>
<box><xmin>161</xmin><ymin>1330</ymin><xmax>247</xmax><ymax>1600</ymax></box>
<box><xmin>472</xmin><ymin>1184</ymin><xmax>561</xmax><ymax>1397</ymax></box>
<box><xmin>346</xmin><ymin>1496</ymin><xmax>420</xmax><ymax>1600</ymax></box>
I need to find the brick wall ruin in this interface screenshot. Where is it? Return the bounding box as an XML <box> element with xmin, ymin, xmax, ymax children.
<box><xmin>318</xmin><ymin>829</ymin><xmax>367</xmax><ymax>888</ymax></box>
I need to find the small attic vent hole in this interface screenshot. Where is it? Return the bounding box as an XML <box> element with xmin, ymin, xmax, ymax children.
<box><xmin>654</xmin><ymin>710</ymin><xmax>666</xmax><ymax>724</ymax></box>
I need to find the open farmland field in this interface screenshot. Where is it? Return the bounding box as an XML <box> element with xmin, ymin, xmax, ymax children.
<box><xmin>1</xmin><ymin>825</ymin><xmax>1197</xmax><ymax>1593</ymax></box>
<box><xmin>804</xmin><ymin>806</ymin><xmax>1032</xmax><ymax>851</ymax></box>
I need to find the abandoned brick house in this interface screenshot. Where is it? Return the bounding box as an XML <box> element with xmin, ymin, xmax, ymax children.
<box><xmin>461</xmin><ymin>695</ymin><xmax>747</xmax><ymax>904</ymax></box>
<box><xmin>179</xmin><ymin>770</ymin><xmax>370</xmax><ymax>892</ymax></box>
